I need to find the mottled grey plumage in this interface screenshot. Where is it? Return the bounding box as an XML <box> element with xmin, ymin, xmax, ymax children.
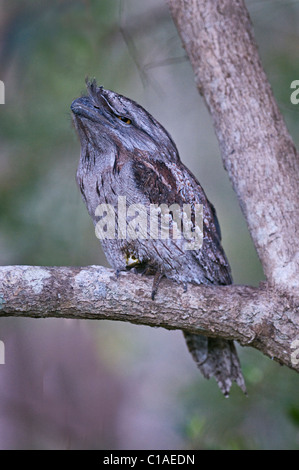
<box><xmin>71</xmin><ymin>80</ymin><xmax>246</xmax><ymax>396</ymax></box>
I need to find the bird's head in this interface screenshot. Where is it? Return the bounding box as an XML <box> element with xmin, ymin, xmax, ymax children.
<box><xmin>71</xmin><ymin>79</ymin><xmax>180</xmax><ymax>167</ymax></box>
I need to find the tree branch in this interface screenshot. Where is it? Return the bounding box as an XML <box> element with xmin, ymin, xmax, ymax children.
<box><xmin>0</xmin><ymin>265</ymin><xmax>298</xmax><ymax>372</ymax></box>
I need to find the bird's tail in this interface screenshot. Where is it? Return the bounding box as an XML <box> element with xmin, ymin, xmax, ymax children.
<box><xmin>183</xmin><ymin>332</ymin><xmax>246</xmax><ymax>396</ymax></box>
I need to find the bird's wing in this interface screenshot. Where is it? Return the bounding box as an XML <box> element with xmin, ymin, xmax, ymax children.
<box><xmin>132</xmin><ymin>156</ymin><xmax>232</xmax><ymax>286</ymax></box>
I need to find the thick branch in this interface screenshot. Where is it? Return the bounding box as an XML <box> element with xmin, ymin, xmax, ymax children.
<box><xmin>167</xmin><ymin>0</ymin><xmax>299</xmax><ymax>291</ymax></box>
<box><xmin>0</xmin><ymin>265</ymin><xmax>298</xmax><ymax>371</ymax></box>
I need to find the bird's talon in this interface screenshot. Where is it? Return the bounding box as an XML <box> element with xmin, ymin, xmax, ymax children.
<box><xmin>115</xmin><ymin>269</ymin><xmax>121</xmax><ymax>279</ymax></box>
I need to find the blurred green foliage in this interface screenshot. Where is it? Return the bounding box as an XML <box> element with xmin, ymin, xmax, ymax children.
<box><xmin>0</xmin><ymin>0</ymin><xmax>299</xmax><ymax>450</ymax></box>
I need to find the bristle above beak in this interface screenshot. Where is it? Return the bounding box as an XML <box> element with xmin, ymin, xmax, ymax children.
<box><xmin>85</xmin><ymin>77</ymin><xmax>103</xmax><ymax>98</ymax></box>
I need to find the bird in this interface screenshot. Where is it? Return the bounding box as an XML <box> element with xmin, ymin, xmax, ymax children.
<box><xmin>71</xmin><ymin>79</ymin><xmax>246</xmax><ymax>396</ymax></box>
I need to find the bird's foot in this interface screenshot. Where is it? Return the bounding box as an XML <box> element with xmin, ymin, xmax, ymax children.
<box><xmin>151</xmin><ymin>269</ymin><xmax>165</xmax><ymax>300</ymax></box>
<box><xmin>115</xmin><ymin>269</ymin><xmax>121</xmax><ymax>279</ymax></box>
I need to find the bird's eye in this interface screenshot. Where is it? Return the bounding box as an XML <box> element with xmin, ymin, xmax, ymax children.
<box><xmin>117</xmin><ymin>115</ymin><xmax>132</xmax><ymax>125</ymax></box>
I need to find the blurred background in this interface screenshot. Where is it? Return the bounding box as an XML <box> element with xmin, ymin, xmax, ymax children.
<box><xmin>0</xmin><ymin>0</ymin><xmax>299</xmax><ymax>450</ymax></box>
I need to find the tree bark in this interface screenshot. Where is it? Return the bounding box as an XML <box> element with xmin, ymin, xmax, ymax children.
<box><xmin>0</xmin><ymin>0</ymin><xmax>299</xmax><ymax>376</ymax></box>
<box><xmin>0</xmin><ymin>265</ymin><xmax>299</xmax><ymax>372</ymax></box>
<box><xmin>167</xmin><ymin>0</ymin><xmax>299</xmax><ymax>292</ymax></box>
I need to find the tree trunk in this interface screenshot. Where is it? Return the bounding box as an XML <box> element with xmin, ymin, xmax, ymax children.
<box><xmin>166</xmin><ymin>0</ymin><xmax>299</xmax><ymax>293</ymax></box>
